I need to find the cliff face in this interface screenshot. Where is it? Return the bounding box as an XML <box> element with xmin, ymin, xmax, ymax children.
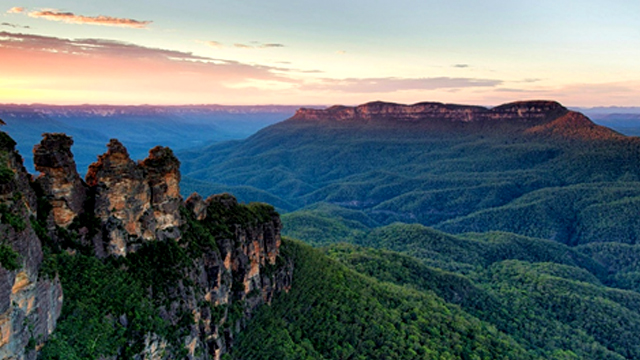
<box><xmin>1</xmin><ymin>132</ymin><xmax>292</xmax><ymax>359</ymax></box>
<box><xmin>0</xmin><ymin>133</ymin><xmax>63</xmax><ymax>360</ymax></box>
<box><xmin>172</xmin><ymin>193</ymin><xmax>290</xmax><ymax>358</ymax></box>
<box><xmin>291</xmin><ymin>100</ymin><xmax>569</xmax><ymax>124</ymax></box>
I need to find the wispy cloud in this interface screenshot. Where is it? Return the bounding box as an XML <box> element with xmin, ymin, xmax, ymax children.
<box><xmin>6</xmin><ymin>7</ymin><xmax>24</xmax><ymax>14</ymax></box>
<box><xmin>0</xmin><ymin>31</ymin><xmax>214</xmax><ymax>61</ymax></box>
<box><xmin>301</xmin><ymin>77</ymin><xmax>503</xmax><ymax>93</ymax></box>
<box><xmin>1</xmin><ymin>22</ymin><xmax>29</xmax><ymax>29</ymax></box>
<box><xmin>335</xmin><ymin>50</ymin><xmax>346</xmax><ymax>55</ymax></box>
<box><xmin>203</xmin><ymin>40</ymin><xmax>222</xmax><ymax>48</ymax></box>
<box><xmin>234</xmin><ymin>42</ymin><xmax>285</xmax><ymax>49</ymax></box>
<box><xmin>27</xmin><ymin>10</ymin><xmax>152</xmax><ymax>28</ymax></box>
<box><xmin>453</xmin><ymin>64</ymin><xmax>469</xmax><ymax>68</ymax></box>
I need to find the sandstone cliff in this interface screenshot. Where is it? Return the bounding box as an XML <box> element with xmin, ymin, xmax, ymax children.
<box><xmin>0</xmin><ymin>132</ymin><xmax>62</xmax><ymax>360</ymax></box>
<box><xmin>291</xmin><ymin>100</ymin><xmax>568</xmax><ymax>122</ymax></box>
<box><xmin>85</xmin><ymin>139</ymin><xmax>182</xmax><ymax>256</ymax></box>
<box><xmin>1</xmin><ymin>132</ymin><xmax>292</xmax><ymax>359</ymax></box>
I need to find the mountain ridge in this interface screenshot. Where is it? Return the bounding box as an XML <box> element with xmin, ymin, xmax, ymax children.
<box><xmin>291</xmin><ymin>100</ymin><xmax>568</xmax><ymax>124</ymax></box>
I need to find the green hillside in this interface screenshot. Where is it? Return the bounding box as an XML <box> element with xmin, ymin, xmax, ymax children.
<box><xmin>231</xmin><ymin>239</ymin><xmax>536</xmax><ymax>360</ymax></box>
<box><xmin>232</xmin><ymin>238</ymin><xmax>640</xmax><ymax>359</ymax></box>
<box><xmin>324</xmin><ymin>244</ymin><xmax>640</xmax><ymax>359</ymax></box>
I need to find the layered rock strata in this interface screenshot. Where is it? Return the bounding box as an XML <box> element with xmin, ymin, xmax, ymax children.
<box><xmin>291</xmin><ymin>100</ymin><xmax>569</xmax><ymax>123</ymax></box>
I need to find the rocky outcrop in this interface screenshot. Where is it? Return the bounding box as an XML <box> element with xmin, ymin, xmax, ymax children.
<box><xmin>85</xmin><ymin>139</ymin><xmax>151</xmax><ymax>256</ymax></box>
<box><xmin>84</xmin><ymin>140</ymin><xmax>182</xmax><ymax>256</ymax></box>
<box><xmin>33</xmin><ymin>133</ymin><xmax>87</xmax><ymax>228</ymax></box>
<box><xmin>139</xmin><ymin>146</ymin><xmax>182</xmax><ymax>241</ymax></box>
<box><xmin>0</xmin><ymin>132</ymin><xmax>63</xmax><ymax>360</ymax></box>
<box><xmin>291</xmin><ymin>100</ymin><xmax>570</xmax><ymax>124</ymax></box>
<box><xmin>185</xmin><ymin>193</ymin><xmax>207</xmax><ymax>221</ymax></box>
<box><xmin>25</xmin><ymin>133</ymin><xmax>292</xmax><ymax>359</ymax></box>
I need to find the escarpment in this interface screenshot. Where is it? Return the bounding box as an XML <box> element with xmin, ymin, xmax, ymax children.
<box><xmin>291</xmin><ymin>100</ymin><xmax>570</xmax><ymax>124</ymax></box>
<box><xmin>289</xmin><ymin>100</ymin><xmax>625</xmax><ymax>141</ymax></box>
<box><xmin>1</xmin><ymin>132</ymin><xmax>292</xmax><ymax>359</ymax></box>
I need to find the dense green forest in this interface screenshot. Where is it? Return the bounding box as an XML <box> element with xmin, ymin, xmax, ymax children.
<box><xmin>231</xmin><ymin>239</ymin><xmax>536</xmax><ymax>360</ymax></box>
<box><xmin>233</xmin><ymin>238</ymin><xmax>640</xmax><ymax>359</ymax></box>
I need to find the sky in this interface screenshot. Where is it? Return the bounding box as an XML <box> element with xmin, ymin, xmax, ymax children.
<box><xmin>0</xmin><ymin>0</ymin><xmax>639</xmax><ymax>106</ymax></box>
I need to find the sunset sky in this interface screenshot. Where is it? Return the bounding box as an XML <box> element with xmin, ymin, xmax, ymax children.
<box><xmin>1</xmin><ymin>0</ymin><xmax>639</xmax><ymax>106</ymax></box>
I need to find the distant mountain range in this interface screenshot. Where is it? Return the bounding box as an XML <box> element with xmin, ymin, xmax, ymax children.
<box><xmin>0</xmin><ymin>104</ymin><xmax>304</xmax><ymax>174</ymax></box>
<box><xmin>574</xmin><ymin>106</ymin><xmax>640</xmax><ymax>136</ymax></box>
<box><xmin>1</xmin><ymin>103</ymin><xmax>639</xmax><ymax>177</ymax></box>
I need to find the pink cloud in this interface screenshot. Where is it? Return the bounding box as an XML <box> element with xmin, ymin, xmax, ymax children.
<box><xmin>28</xmin><ymin>10</ymin><xmax>151</xmax><ymax>28</ymax></box>
<box><xmin>7</xmin><ymin>7</ymin><xmax>24</xmax><ymax>13</ymax></box>
<box><xmin>0</xmin><ymin>31</ymin><xmax>300</xmax><ymax>104</ymax></box>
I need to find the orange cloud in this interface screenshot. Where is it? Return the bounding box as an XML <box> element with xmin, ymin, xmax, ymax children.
<box><xmin>7</xmin><ymin>7</ymin><xmax>24</xmax><ymax>13</ymax></box>
<box><xmin>204</xmin><ymin>40</ymin><xmax>223</xmax><ymax>48</ymax></box>
<box><xmin>28</xmin><ymin>10</ymin><xmax>151</xmax><ymax>28</ymax></box>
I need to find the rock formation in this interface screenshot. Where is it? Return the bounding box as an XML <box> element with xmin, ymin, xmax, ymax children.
<box><xmin>33</xmin><ymin>133</ymin><xmax>87</xmax><ymax>228</ymax></box>
<box><xmin>140</xmin><ymin>145</ymin><xmax>183</xmax><ymax>241</ymax></box>
<box><xmin>1</xmin><ymin>132</ymin><xmax>292</xmax><ymax>359</ymax></box>
<box><xmin>85</xmin><ymin>140</ymin><xmax>182</xmax><ymax>256</ymax></box>
<box><xmin>0</xmin><ymin>132</ymin><xmax>63</xmax><ymax>360</ymax></box>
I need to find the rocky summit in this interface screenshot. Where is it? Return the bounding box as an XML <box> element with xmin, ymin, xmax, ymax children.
<box><xmin>0</xmin><ymin>132</ymin><xmax>292</xmax><ymax>359</ymax></box>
